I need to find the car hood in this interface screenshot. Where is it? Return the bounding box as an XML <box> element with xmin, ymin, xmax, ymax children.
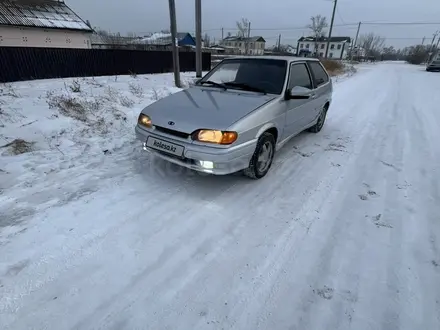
<box><xmin>140</xmin><ymin>87</ymin><xmax>277</xmax><ymax>133</ymax></box>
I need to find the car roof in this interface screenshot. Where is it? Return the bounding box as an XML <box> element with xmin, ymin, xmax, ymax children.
<box><xmin>222</xmin><ymin>55</ymin><xmax>320</xmax><ymax>63</ymax></box>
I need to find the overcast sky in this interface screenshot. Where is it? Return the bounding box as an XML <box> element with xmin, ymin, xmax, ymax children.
<box><xmin>69</xmin><ymin>0</ymin><xmax>440</xmax><ymax>48</ymax></box>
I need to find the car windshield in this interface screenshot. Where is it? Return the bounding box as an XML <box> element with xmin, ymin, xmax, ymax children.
<box><xmin>199</xmin><ymin>58</ymin><xmax>287</xmax><ymax>94</ymax></box>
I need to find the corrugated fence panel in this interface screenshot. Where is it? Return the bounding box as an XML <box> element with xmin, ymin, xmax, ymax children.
<box><xmin>0</xmin><ymin>47</ymin><xmax>211</xmax><ymax>82</ymax></box>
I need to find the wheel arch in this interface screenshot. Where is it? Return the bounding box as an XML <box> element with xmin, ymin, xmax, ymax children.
<box><xmin>256</xmin><ymin>123</ymin><xmax>279</xmax><ymax>143</ymax></box>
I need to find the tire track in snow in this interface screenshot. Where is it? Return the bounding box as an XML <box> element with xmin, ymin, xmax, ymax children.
<box><xmin>3</xmin><ymin>63</ymin><xmax>440</xmax><ymax>330</ymax></box>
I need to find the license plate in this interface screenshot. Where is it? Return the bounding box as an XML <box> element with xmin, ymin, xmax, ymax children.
<box><xmin>146</xmin><ymin>137</ymin><xmax>184</xmax><ymax>157</ymax></box>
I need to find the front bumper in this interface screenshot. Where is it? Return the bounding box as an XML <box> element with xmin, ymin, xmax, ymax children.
<box><xmin>135</xmin><ymin>125</ymin><xmax>256</xmax><ymax>175</ymax></box>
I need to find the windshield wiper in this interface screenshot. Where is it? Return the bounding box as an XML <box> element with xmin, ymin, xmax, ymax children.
<box><xmin>199</xmin><ymin>80</ymin><xmax>227</xmax><ymax>90</ymax></box>
<box><xmin>223</xmin><ymin>82</ymin><xmax>267</xmax><ymax>94</ymax></box>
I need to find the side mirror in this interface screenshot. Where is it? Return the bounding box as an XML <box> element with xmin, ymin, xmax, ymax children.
<box><xmin>286</xmin><ymin>86</ymin><xmax>312</xmax><ymax>100</ymax></box>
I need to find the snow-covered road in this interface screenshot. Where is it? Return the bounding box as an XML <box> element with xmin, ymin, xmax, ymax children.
<box><xmin>1</xmin><ymin>62</ymin><xmax>440</xmax><ymax>330</ymax></box>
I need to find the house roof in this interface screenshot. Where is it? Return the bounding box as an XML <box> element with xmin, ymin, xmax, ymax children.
<box><xmin>135</xmin><ymin>32</ymin><xmax>195</xmax><ymax>45</ymax></box>
<box><xmin>298</xmin><ymin>36</ymin><xmax>351</xmax><ymax>43</ymax></box>
<box><xmin>90</xmin><ymin>33</ymin><xmax>136</xmax><ymax>45</ymax></box>
<box><xmin>0</xmin><ymin>0</ymin><xmax>92</xmax><ymax>32</ymax></box>
<box><xmin>222</xmin><ymin>36</ymin><xmax>266</xmax><ymax>42</ymax></box>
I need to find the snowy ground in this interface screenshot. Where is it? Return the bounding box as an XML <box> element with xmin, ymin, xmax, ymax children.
<box><xmin>1</xmin><ymin>63</ymin><xmax>440</xmax><ymax>329</ymax></box>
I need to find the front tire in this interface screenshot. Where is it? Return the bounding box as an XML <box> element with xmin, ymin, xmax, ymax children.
<box><xmin>308</xmin><ymin>105</ymin><xmax>328</xmax><ymax>133</ymax></box>
<box><xmin>244</xmin><ymin>132</ymin><xmax>276</xmax><ymax>179</ymax></box>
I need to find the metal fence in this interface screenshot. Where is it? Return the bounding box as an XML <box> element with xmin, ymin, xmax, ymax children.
<box><xmin>0</xmin><ymin>47</ymin><xmax>211</xmax><ymax>83</ymax></box>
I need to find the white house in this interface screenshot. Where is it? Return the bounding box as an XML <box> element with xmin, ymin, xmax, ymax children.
<box><xmin>297</xmin><ymin>36</ymin><xmax>351</xmax><ymax>59</ymax></box>
<box><xmin>220</xmin><ymin>36</ymin><xmax>266</xmax><ymax>55</ymax></box>
<box><xmin>0</xmin><ymin>0</ymin><xmax>93</xmax><ymax>49</ymax></box>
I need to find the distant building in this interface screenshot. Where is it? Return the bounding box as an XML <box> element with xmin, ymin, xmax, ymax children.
<box><xmin>297</xmin><ymin>36</ymin><xmax>351</xmax><ymax>59</ymax></box>
<box><xmin>0</xmin><ymin>0</ymin><xmax>93</xmax><ymax>49</ymax></box>
<box><xmin>135</xmin><ymin>32</ymin><xmax>202</xmax><ymax>47</ymax></box>
<box><xmin>219</xmin><ymin>36</ymin><xmax>266</xmax><ymax>55</ymax></box>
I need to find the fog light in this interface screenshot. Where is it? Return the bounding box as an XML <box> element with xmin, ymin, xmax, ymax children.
<box><xmin>199</xmin><ymin>161</ymin><xmax>214</xmax><ymax>169</ymax></box>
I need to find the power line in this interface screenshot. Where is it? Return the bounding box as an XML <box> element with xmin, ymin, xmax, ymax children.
<box><xmin>215</xmin><ymin>23</ymin><xmax>359</xmax><ymax>32</ymax></box>
<box><xmin>362</xmin><ymin>21</ymin><xmax>440</xmax><ymax>26</ymax></box>
<box><xmin>202</xmin><ymin>21</ymin><xmax>440</xmax><ymax>33</ymax></box>
<box><xmin>336</xmin><ymin>6</ymin><xmax>346</xmax><ymax>25</ymax></box>
<box><xmin>136</xmin><ymin>21</ymin><xmax>440</xmax><ymax>37</ymax></box>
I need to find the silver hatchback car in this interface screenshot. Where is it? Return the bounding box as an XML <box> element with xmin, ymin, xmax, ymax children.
<box><xmin>135</xmin><ymin>56</ymin><xmax>333</xmax><ymax>179</ymax></box>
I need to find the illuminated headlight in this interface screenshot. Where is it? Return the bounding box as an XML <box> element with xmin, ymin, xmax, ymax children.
<box><xmin>199</xmin><ymin>161</ymin><xmax>214</xmax><ymax>169</ymax></box>
<box><xmin>193</xmin><ymin>129</ymin><xmax>238</xmax><ymax>145</ymax></box>
<box><xmin>138</xmin><ymin>114</ymin><xmax>152</xmax><ymax>128</ymax></box>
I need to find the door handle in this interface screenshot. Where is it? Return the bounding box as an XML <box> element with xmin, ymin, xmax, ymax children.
<box><xmin>310</xmin><ymin>93</ymin><xmax>317</xmax><ymax>99</ymax></box>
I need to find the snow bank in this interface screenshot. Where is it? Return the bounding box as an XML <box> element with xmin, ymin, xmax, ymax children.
<box><xmin>0</xmin><ymin>72</ymin><xmax>200</xmax><ymax>194</ymax></box>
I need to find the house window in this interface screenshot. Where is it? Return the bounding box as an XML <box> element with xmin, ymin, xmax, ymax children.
<box><xmin>46</xmin><ymin>37</ymin><xmax>51</xmax><ymax>43</ymax></box>
<box><xmin>305</xmin><ymin>44</ymin><xmax>310</xmax><ymax>49</ymax></box>
<box><xmin>319</xmin><ymin>52</ymin><xmax>324</xmax><ymax>57</ymax></box>
<box><xmin>337</xmin><ymin>44</ymin><xmax>342</xmax><ymax>50</ymax></box>
<box><xmin>320</xmin><ymin>44</ymin><xmax>325</xmax><ymax>49</ymax></box>
<box><xmin>330</xmin><ymin>44</ymin><xmax>335</xmax><ymax>49</ymax></box>
<box><xmin>300</xmin><ymin>43</ymin><xmax>304</xmax><ymax>48</ymax></box>
<box><xmin>22</xmin><ymin>36</ymin><xmax>28</xmax><ymax>42</ymax></box>
<box><xmin>329</xmin><ymin>53</ymin><xmax>333</xmax><ymax>58</ymax></box>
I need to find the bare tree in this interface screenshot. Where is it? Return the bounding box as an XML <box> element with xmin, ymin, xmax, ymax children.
<box><xmin>95</xmin><ymin>29</ymin><xmax>127</xmax><ymax>48</ymax></box>
<box><xmin>203</xmin><ymin>33</ymin><xmax>211</xmax><ymax>47</ymax></box>
<box><xmin>236</xmin><ymin>18</ymin><xmax>251</xmax><ymax>54</ymax></box>
<box><xmin>236</xmin><ymin>18</ymin><xmax>250</xmax><ymax>37</ymax></box>
<box><xmin>307</xmin><ymin>15</ymin><xmax>328</xmax><ymax>57</ymax></box>
<box><xmin>358</xmin><ymin>33</ymin><xmax>386</xmax><ymax>58</ymax></box>
<box><xmin>126</xmin><ymin>31</ymin><xmax>138</xmax><ymax>39</ymax></box>
<box><xmin>405</xmin><ymin>44</ymin><xmax>430</xmax><ymax>64</ymax></box>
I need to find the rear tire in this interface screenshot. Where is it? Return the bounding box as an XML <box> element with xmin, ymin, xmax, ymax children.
<box><xmin>244</xmin><ymin>132</ymin><xmax>276</xmax><ymax>179</ymax></box>
<box><xmin>308</xmin><ymin>105</ymin><xmax>328</xmax><ymax>133</ymax></box>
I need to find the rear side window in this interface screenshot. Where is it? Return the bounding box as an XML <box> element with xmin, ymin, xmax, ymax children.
<box><xmin>287</xmin><ymin>63</ymin><xmax>313</xmax><ymax>90</ymax></box>
<box><xmin>308</xmin><ymin>62</ymin><xmax>329</xmax><ymax>87</ymax></box>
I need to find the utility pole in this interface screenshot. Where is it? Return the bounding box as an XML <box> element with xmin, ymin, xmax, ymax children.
<box><xmin>428</xmin><ymin>31</ymin><xmax>440</xmax><ymax>63</ymax></box>
<box><xmin>246</xmin><ymin>21</ymin><xmax>251</xmax><ymax>55</ymax></box>
<box><xmin>430</xmin><ymin>31</ymin><xmax>439</xmax><ymax>50</ymax></box>
<box><xmin>350</xmin><ymin>21</ymin><xmax>361</xmax><ymax>62</ymax></box>
<box><xmin>168</xmin><ymin>0</ymin><xmax>181</xmax><ymax>87</ymax></box>
<box><xmin>325</xmin><ymin>0</ymin><xmax>338</xmax><ymax>58</ymax></box>
<box><xmin>422</xmin><ymin>36</ymin><xmax>426</xmax><ymax>45</ymax></box>
<box><xmin>195</xmin><ymin>0</ymin><xmax>202</xmax><ymax>77</ymax></box>
<box><xmin>278</xmin><ymin>34</ymin><xmax>281</xmax><ymax>52</ymax></box>
<box><xmin>221</xmin><ymin>27</ymin><xmax>224</xmax><ymax>40</ymax></box>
